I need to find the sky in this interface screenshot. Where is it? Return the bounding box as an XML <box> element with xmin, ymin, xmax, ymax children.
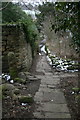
<box><xmin>11</xmin><ymin>0</ymin><xmax>78</xmax><ymax>19</ymax></box>
<box><xmin>1</xmin><ymin>0</ymin><xmax>79</xmax><ymax>2</ymax></box>
<box><xmin>12</xmin><ymin>0</ymin><xmax>56</xmax><ymax>6</ymax></box>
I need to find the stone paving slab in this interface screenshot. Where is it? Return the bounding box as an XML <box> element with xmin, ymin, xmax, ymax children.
<box><xmin>43</xmin><ymin>91</ymin><xmax>66</xmax><ymax>103</ymax></box>
<box><xmin>45</xmin><ymin>112</ymin><xmax>71</xmax><ymax>118</ymax></box>
<box><xmin>36</xmin><ymin>70</ymin><xmax>45</xmax><ymax>74</ymax></box>
<box><xmin>38</xmin><ymin>87</ymin><xmax>54</xmax><ymax>92</ymax></box>
<box><xmin>59</xmin><ymin>73</ymin><xmax>77</xmax><ymax>77</ymax></box>
<box><xmin>33</xmin><ymin>112</ymin><xmax>71</xmax><ymax>118</ymax></box>
<box><xmin>45</xmin><ymin>73</ymin><xmax>53</xmax><ymax>76</ymax></box>
<box><xmin>33</xmin><ymin>112</ymin><xmax>44</xmax><ymax>118</ymax></box>
<box><xmin>36</xmin><ymin>103</ymin><xmax>70</xmax><ymax>113</ymax></box>
<box><xmin>34</xmin><ymin>89</ymin><xmax>66</xmax><ymax>104</ymax></box>
<box><xmin>27</xmin><ymin>77</ymin><xmax>40</xmax><ymax>81</ymax></box>
<box><xmin>47</xmin><ymin>85</ymin><xmax>56</xmax><ymax>89</ymax></box>
<box><xmin>41</xmin><ymin>78</ymin><xmax>60</xmax><ymax>85</ymax></box>
<box><xmin>33</xmin><ymin>56</ymin><xmax>71</xmax><ymax>119</ymax></box>
<box><xmin>35</xmin><ymin>91</ymin><xmax>43</xmax><ymax>97</ymax></box>
<box><xmin>34</xmin><ymin>95</ymin><xmax>43</xmax><ymax>102</ymax></box>
<box><xmin>40</xmin><ymin>84</ymin><xmax>48</xmax><ymax>88</ymax></box>
<box><xmin>44</xmin><ymin>69</ymin><xmax>52</xmax><ymax>72</ymax></box>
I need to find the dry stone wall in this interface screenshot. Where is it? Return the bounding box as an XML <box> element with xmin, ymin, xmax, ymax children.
<box><xmin>2</xmin><ymin>24</ymin><xmax>32</xmax><ymax>73</ymax></box>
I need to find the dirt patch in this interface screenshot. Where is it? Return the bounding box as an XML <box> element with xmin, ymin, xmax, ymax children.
<box><xmin>2</xmin><ymin>78</ymin><xmax>40</xmax><ymax>118</ymax></box>
<box><xmin>2</xmin><ymin>79</ymin><xmax>41</xmax><ymax>118</ymax></box>
<box><xmin>29</xmin><ymin>54</ymin><xmax>40</xmax><ymax>75</ymax></box>
<box><xmin>2</xmin><ymin>54</ymin><xmax>41</xmax><ymax>119</ymax></box>
<box><xmin>59</xmin><ymin>72</ymin><xmax>80</xmax><ymax>120</ymax></box>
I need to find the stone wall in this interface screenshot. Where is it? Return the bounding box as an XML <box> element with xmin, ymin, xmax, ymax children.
<box><xmin>2</xmin><ymin>24</ymin><xmax>32</xmax><ymax>73</ymax></box>
<box><xmin>42</xmin><ymin>16</ymin><xmax>79</xmax><ymax>60</ymax></box>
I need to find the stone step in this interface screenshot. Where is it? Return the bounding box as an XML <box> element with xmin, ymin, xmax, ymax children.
<box><xmin>34</xmin><ymin>89</ymin><xmax>67</xmax><ymax>104</ymax></box>
<box><xmin>36</xmin><ymin>103</ymin><xmax>70</xmax><ymax>113</ymax></box>
<box><xmin>33</xmin><ymin>55</ymin><xmax>71</xmax><ymax>119</ymax></box>
<box><xmin>45</xmin><ymin>112</ymin><xmax>71</xmax><ymax>118</ymax></box>
<box><xmin>27</xmin><ymin>75</ymin><xmax>41</xmax><ymax>81</ymax></box>
<box><xmin>34</xmin><ymin>112</ymin><xmax>71</xmax><ymax>118</ymax></box>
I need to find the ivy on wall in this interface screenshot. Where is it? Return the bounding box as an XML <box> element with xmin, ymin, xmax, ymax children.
<box><xmin>2</xmin><ymin>2</ymin><xmax>39</xmax><ymax>57</ymax></box>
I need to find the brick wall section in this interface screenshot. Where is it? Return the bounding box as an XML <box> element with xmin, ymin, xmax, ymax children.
<box><xmin>2</xmin><ymin>24</ymin><xmax>32</xmax><ymax>73</ymax></box>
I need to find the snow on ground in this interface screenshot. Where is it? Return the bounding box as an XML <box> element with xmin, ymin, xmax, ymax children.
<box><xmin>40</xmin><ymin>45</ymin><xmax>46</xmax><ymax>54</ymax></box>
<box><xmin>40</xmin><ymin>45</ymin><xmax>79</xmax><ymax>72</ymax></box>
<box><xmin>1</xmin><ymin>74</ymin><xmax>14</xmax><ymax>84</ymax></box>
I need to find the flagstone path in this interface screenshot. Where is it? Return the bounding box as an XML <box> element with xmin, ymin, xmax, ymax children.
<box><xmin>33</xmin><ymin>55</ymin><xmax>71</xmax><ymax>119</ymax></box>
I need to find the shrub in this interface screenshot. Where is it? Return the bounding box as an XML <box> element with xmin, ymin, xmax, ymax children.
<box><xmin>2</xmin><ymin>84</ymin><xmax>14</xmax><ymax>98</ymax></box>
<box><xmin>72</xmin><ymin>87</ymin><xmax>80</xmax><ymax>93</ymax></box>
<box><xmin>18</xmin><ymin>95</ymin><xmax>34</xmax><ymax>103</ymax></box>
<box><xmin>14</xmin><ymin>89</ymin><xmax>20</xmax><ymax>95</ymax></box>
<box><xmin>9</xmin><ymin>67</ymin><xmax>18</xmax><ymax>79</ymax></box>
<box><xmin>8</xmin><ymin>52</ymin><xmax>18</xmax><ymax>79</ymax></box>
<box><xmin>14</xmin><ymin>78</ymin><xmax>26</xmax><ymax>84</ymax></box>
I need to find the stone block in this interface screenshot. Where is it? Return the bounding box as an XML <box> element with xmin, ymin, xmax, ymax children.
<box><xmin>45</xmin><ymin>112</ymin><xmax>71</xmax><ymax>118</ymax></box>
<box><xmin>37</xmin><ymin>103</ymin><xmax>70</xmax><ymax>113</ymax></box>
<box><xmin>33</xmin><ymin>112</ymin><xmax>44</xmax><ymax>118</ymax></box>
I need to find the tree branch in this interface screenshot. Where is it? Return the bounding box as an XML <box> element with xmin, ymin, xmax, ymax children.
<box><xmin>0</xmin><ymin>2</ymin><xmax>10</xmax><ymax>11</ymax></box>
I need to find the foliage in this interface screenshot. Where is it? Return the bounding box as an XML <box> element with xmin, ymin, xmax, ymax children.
<box><xmin>54</xmin><ymin>2</ymin><xmax>80</xmax><ymax>52</ymax></box>
<box><xmin>36</xmin><ymin>2</ymin><xmax>55</xmax><ymax>31</ymax></box>
<box><xmin>18</xmin><ymin>95</ymin><xmax>34</xmax><ymax>103</ymax></box>
<box><xmin>21</xmin><ymin>17</ymin><xmax>39</xmax><ymax>57</ymax></box>
<box><xmin>14</xmin><ymin>89</ymin><xmax>20</xmax><ymax>95</ymax></box>
<box><xmin>2</xmin><ymin>2</ymin><xmax>39</xmax><ymax>57</ymax></box>
<box><xmin>72</xmin><ymin>87</ymin><xmax>80</xmax><ymax>93</ymax></box>
<box><xmin>37</xmin><ymin>2</ymin><xmax>80</xmax><ymax>53</ymax></box>
<box><xmin>2</xmin><ymin>2</ymin><xmax>27</xmax><ymax>23</ymax></box>
<box><xmin>14</xmin><ymin>78</ymin><xmax>26</xmax><ymax>84</ymax></box>
<box><xmin>2</xmin><ymin>84</ymin><xmax>14</xmax><ymax>98</ymax></box>
<box><xmin>8</xmin><ymin>52</ymin><xmax>18</xmax><ymax>79</ymax></box>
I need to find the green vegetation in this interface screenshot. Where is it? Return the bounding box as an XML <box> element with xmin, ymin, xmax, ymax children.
<box><xmin>2</xmin><ymin>2</ymin><xmax>24</xmax><ymax>23</ymax></box>
<box><xmin>76</xmin><ymin>95</ymin><xmax>80</xmax><ymax>103</ymax></box>
<box><xmin>53</xmin><ymin>2</ymin><xmax>80</xmax><ymax>53</ymax></box>
<box><xmin>9</xmin><ymin>68</ymin><xmax>18</xmax><ymax>79</ymax></box>
<box><xmin>67</xmin><ymin>65</ymin><xmax>79</xmax><ymax>70</ymax></box>
<box><xmin>2</xmin><ymin>2</ymin><xmax>39</xmax><ymax>57</ymax></box>
<box><xmin>14</xmin><ymin>89</ymin><xmax>20</xmax><ymax>95</ymax></box>
<box><xmin>8</xmin><ymin>52</ymin><xmax>18</xmax><ymax>79</ymax></box>
<box><xmin>21</xmin><ymin>18</ymin><xmax>39</xmax><ymax>57</ymax></box>
<box><xmin>37</xmin><ymin>2</ymin><xmax>80</xmax><ymax>53</ymax></box>
<box><xmin>72</xmin><ymin>87</ymin><xmax>80</xmax><ymax>93</ymax></box>
<box><xmin>2</xmin><ymin>84</ymin><xmax>14</xmax><ymax>98</ymax></box>
<box><xmin>14</xmin><ymin>78</ymin><xmax>26</xmax><ymax>84</ymax></box>
<box><xmin>18</xmin><ymin>95</ymin><xmax>34</xmax><ymax>103</ymax></box>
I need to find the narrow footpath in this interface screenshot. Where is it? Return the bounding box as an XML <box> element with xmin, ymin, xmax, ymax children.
<box><xmin>33</xmin><ymin>55</ymin><xmax>71</xmax><ymax>119</ymax></box>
